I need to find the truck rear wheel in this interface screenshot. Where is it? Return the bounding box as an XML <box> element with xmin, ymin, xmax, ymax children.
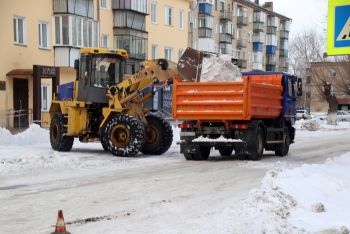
<box><xmin>103</xmin><ymin>115</ymin><xmax>145</xmax><ymax>157</ymax></box>
<box><xmin>218</xmin><ymin>147</ymin><xmax>234</xmax><ymax>156</ymax></box>
<box><xmin>275</xmin><ymin>127</ymin><xmax>290</xmax><ymax>157</ymax></box>
<box><xmin>50</xmin><ymin>113</ymin><xmax>74</xmax><ymax>151</ymax></box>
<box><xmin>246</xmin><ymin>127</ymin><xmax>264</xmax><ymax>161</ymax></box>
<box><xmin>184</xmin><ymin>146</ymin><xmax>211</xmax><ymax>161</ymax></box>
<box><xmin>141</xmin><ymin>114</ymin><xmax>173</xmax><ymax>155</ymax></box>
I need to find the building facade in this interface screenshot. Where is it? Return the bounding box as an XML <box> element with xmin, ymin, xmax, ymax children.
<box><xmin>309</xmin><ymin>62</ymin><xmax>350</xmax><ymax>112</ymax></box>
<box><xmin>0</xmin><ymin>0</ymin><xmax>191</xmax><ymax>129</ymax></box>
<box><xmin>190</xmin><ymin>0</ymin><xmax>291</xmax><ymax>72</ymax></box>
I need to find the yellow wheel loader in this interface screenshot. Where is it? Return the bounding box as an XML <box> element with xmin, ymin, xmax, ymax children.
<box><xmin>49</xmin><ymin>48</ymin><xmax>176</xmax><ymax>157</ymax></box>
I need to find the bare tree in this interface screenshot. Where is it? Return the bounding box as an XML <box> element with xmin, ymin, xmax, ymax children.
<box><xmin>289</xmin><ymin>29</ymin><xmax>350</xmax><ymax>124</ymax></box>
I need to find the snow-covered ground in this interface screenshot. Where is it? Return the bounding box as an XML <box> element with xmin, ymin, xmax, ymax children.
<box><xmin>1</xmin><ymin>120</ymin><xmax>350</xmax><ymax>234</ymax></box>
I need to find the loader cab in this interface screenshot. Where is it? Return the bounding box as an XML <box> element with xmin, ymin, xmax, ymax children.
<box><xmin>75</xmin><ymin>48</ymin><xmax>128</xmax><ymax>104</ymax></box>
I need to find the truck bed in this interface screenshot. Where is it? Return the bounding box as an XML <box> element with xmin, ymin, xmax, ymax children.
<box><xmin>172</xmin><ymin>74</ymin><xmax>283</xmax><ymax>121</ymax></box>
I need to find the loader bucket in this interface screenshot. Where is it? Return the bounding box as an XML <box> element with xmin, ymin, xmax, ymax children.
<box><xmin>177</xmin><ymin>47</ymin><xmax>204</xmax><ymax>82</ymax></box>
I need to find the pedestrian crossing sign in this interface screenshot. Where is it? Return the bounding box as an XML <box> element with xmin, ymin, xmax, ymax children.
<box><xmin>327</xmin><ymin>0</ymin><xmax>350</xmax><ymax>55</ymax></box>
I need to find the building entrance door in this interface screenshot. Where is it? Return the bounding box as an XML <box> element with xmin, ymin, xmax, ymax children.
<box><xmin>13</xmin><ymin>78</ymin><xmax>29</xmax><ymax>128</ymax></box>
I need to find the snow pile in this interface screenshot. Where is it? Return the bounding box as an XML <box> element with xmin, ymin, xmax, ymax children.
<box><xmin>300</xmin><ymin>120</ymin><xmax>321</xmax><ymax>131</ymax></box>
<box><xmin>200</xmin><ymin>54</ymin><xmax>242</xmax><ymax>82</ymax></box>
<box><xmin>0</xmin><ymin>124</ymin><xmax>49</xmax><ymax>145</ymax></box>
<box><xmin>295</xmin><ymin>118</ymin><xmax>350</xmax><ymax>131</ymax></box>
<box><xmin>228</xmin><ymin>153</ymin><xmax>350</xmax><ymax>233</ymax></box>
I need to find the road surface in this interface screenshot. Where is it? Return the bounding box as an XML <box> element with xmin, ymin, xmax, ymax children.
<box><xmin>1</xmin><ymin>127</ymin><xmax>350</xmax><ymax>233</ymax></box>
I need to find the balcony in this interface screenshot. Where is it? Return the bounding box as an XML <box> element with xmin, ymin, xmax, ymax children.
<box><xmin>253</xmin><ymin>33</ymin><xmax>265</xmax><ymax>43</ymax></box>
<box><xmin>237</xmin><ymin>38</ymin><xmax>248</xmax><ymax>48</ymax></box>
<box><xmin>253</xmin><ymin>22</ymin><xmax>264</xmax><ymax>32</ymax></box>
<box><xmin>266</xmin><ymin>45</ymin><xmax>277</xmax><ymax>54</ymax></box>
<box><xmin>267</xmin><ymin>26</ymin><xmax>277</xmax><ymax>34</ymax></box>
<box><xmin>279</xmin><ymin>49</ymin><xmax>289</xmax><ymax>57</ymax></box>
<box><xmin>253</xmin><ymin>62</ymin><xmax>263</xmax><ymax>71</ymax></box>
<box><xmin>199</xmin><ymin>3</ymin><xmax>213</xmax><ymax>15</ymax></box>
<box><xmin>220</xmin><ymin>44</ymin><xmax>233</xmax><ymax>55</ymax></box>
<box><xmin>237</xmin><ymin>16</ymin><xmax>248</xmax><ymax>26</ymax></box>
<box><xmin>280</xmin><ymin>20</ymin><xmax>291</xmax><ymax>32</ymax></box>
<box><xmin>220</xmin><ymin>11</ymin><xmax>232</xmax><ymax>21</ymax></box>
<box><xmin>220</xmin><ymin>33</ymin><xmax>233</xmax><ymax>44</ymax></box>
<box><xmin>279</xmin><ymin>59</ymin><xmax>289</xmax><ymax>71</ymax></box>
<box><xmin>237</xmin><ymin>59</ymin><xmax>247</xmax><ymax>69</ymax></box>
<box><xmin>253</xmin><ymin>42</ymin><xmax>263</xmax><ymax>52</ymax></box>
<box><xmin>266</xmin><ymin>64</ymin><xmax>276</xmax><ymax>71</ymax></box>
<box><xmin>280</xmin><ymin>30</ymin><xmax>289</xmax><ymax>39</ymax></box>
<box><xmin>199</xmin><ymin>28</ymin><xmax>213</xmax><ymax>38</ymax></box>
<box><xmin>266</xmin><ymin>55</ymin><xmax>277</xmax><ymax>65</ymax></box>
<box><xmin>112</xmin><ymin>0</ymin><xmax>149</xmax><ymax>15</ymax></box>
<box><xmin>253</xmin><ymin>11</ymin><xmax>266</xmax><ymax>23</ymax></box>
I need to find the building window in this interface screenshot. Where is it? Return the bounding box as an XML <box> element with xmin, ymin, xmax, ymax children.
<box><xmin>151</xmin><ymin>1</ymin><xmax>158</xmax><ymax>24</ymax></box>
<box><xmin>179</xmin><ymin>10</ymin><xmax>184</xmax><ymax>30</ymax></box>
<box><xmin>178</xmin><ymin>49</ymin><xmax>184</xmax><ymax>60</ymax></box>
<box><xmin>13</xmin><ymin>16</ymin><xmax>26</xmax><ymax>45</ymax></box>
<box><xmin>101</xmin><ymin>34</ymin><xmax>109</xmax><ymax>48</ymax></box>
<box><xmin>41</xmin><ymin>85</ymin><xmax>51</xmax><ymax>112</ymax></box>
<box><xmin>53</xmin><ymin>0</ymin><xmax>94</xmax><ymax>18</ymax></box>
<box><xmin>39</xmin><ymin>22</ymin><xmax>50</xmax><ymax>49</ymax></box>
<box><xmin>164</xmin><ymin>6</ymin><xmax>173</xmax><ymax>26</ymax></box>
<box><xmin>164</xmin><ymin>47</ymin><xmax>172</xmax><ymax>61</ymax></box>
<box><xmin>100</xmin><ymin>0</ymin><xmax>107</xmax><ymax>8</ymax></box>
<box><xmin>54</xmin><ymin>15</ymin><xmax>99</xmax><ymax>47</ymax></box>
<box><xmin>152</xmin><ymin>44</ymin><xmax>158</xmax><ymax>59</ymax></box>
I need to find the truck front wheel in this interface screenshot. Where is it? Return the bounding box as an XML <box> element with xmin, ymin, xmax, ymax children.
<box><xmin>184</xmin><ymin>146</ymin><xmax>211</xmax><ymax>161</ymax></box>
<box><xmin>246</xmin><ymin>127</ymin><xmax>264</xmax><ymax>161</ymax></box>
<box><xmin>275</xmin><ymin>127</ymin><xmax>290</xmax><ymax>157</ymax></box>
<box><xmin>103</xmin><ymin>115</ymin><xmax>145</xmax><ymax>157</ymax></box>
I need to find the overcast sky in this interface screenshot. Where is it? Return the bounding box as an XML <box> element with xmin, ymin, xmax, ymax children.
<box><xmin>261</xmin><ymin>0</ymin><xmax>328</xmax><ymax>39</ymax></box>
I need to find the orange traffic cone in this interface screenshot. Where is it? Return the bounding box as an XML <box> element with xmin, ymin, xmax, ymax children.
<box><xmin>51</xmin><ymin>210</ymin><xmax>71</xmax><ymax>234</ymax></box>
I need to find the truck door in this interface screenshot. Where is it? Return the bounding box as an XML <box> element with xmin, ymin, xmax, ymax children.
<box><xmin>283</xmin><ymin>75</ymin><xmax>296</xmax><ymax>118</ymax></box>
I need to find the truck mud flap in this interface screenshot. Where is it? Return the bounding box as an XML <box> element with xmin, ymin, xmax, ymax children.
<box><xmin>179</xmin><ymin>141</ymin><xmax>247</xmax><ymax>155</ymax></box>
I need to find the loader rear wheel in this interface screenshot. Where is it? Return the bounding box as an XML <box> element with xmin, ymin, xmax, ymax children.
<box><xmin>275</xmin><ymin>127</ymin><xmax>290</xmax><ymax>157</ymax></box>
<box><xmin>218</xmin><ymin>147</ymin><xmax>234</xmax><ymax>156</ymax></box>
<box><xmin>50</xmin><ymin>113</ymin><xmax>74</xmax><ymax>151</ymax></box>
<box><xmin>184</xmin><ymin>146</ymin><xmax>211</xmax><ymax>161</ymax></box>
<box><xmin>141</xmin><ymin>114</ymin><xmax>173</xmax><ymax>155</ymax></box>
<box><xmin>104</xmin><ymin>115</ymin><xmax>145</xmax><ymax>157</ymax></box>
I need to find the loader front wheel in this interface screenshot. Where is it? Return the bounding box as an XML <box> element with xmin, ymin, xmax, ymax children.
<box><xmin>141</xmin><ymin>114</ymin><xmax>173</xmax><ymax>155</ymax></box>
<box><xmin>50</xmin><ymin>113</ymin><xmax>74</xmax><ymax>151</ymax></box>
<box><xmin>104</xmin><ymin>115</ymin><xmax>145</xmax><ymax>157</ymax></box>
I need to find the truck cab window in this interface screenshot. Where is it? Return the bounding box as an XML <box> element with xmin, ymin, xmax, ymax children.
<box><xmin>288</xmin><ymin>79</ymin><xmax>295</xmax><ymax>97</ymax></box>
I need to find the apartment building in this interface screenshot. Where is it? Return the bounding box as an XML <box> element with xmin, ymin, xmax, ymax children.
<box><xmin>190</xmin><ymin>0</ymin><xmax>291</xmax><ymax>72</ymax></box>
<box><xmin>0</xmin><ymin>0</ymin><xmax>192</xmax><ymax>129</ymax></box>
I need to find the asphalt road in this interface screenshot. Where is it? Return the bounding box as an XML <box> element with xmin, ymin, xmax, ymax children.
<box><xmin>1</xmin><ymin>128</ymin><xmax>350</xmax><ymax>233</ymax></box>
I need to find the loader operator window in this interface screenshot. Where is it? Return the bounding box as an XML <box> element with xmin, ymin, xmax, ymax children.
<box><xmin>90</xmin><ymin>55</ymin><xmax>121</xmax><ymax>88</ymax></box>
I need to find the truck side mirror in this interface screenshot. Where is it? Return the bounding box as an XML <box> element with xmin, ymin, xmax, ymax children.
<box><xmin>297</xmin><ymin>78</ymin><xmax>303</xmax><ymax>97</ymax></box>
<box><xmin>74</xmin><ymin>59</ymin><xmax>79</xmax><ymax>70</ymax></box>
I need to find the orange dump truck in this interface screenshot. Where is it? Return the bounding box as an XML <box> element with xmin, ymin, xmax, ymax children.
<box><xmin>173</xmin><ymin>72</ymin><xmax>302</xmax><ymax>161</ymax></box>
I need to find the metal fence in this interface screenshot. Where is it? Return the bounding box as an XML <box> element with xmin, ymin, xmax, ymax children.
<box><xmin>0</xmin><ymin>109</ymin><xmax>33</xmax><ymax>129</ymax></box>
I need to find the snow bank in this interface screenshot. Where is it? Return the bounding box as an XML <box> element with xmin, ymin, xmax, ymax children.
<box><xmin>200</xmin><ymin>54</ymin><xmax>242</xmax><ymax>82</ymax></box>
<box><xmin>295</xmin><ymin>119</ymin><xmax>350</xmax><ymax>131</ymax></box>
<box><xmin>0</xmin><ymin>124</ymin><xmax>49</xmax><ymax>145</ymax></box>
<box><xmin>228</xmin><ymin>154</ymin><xmax>350</xmax><ymax>233</ymax></box>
